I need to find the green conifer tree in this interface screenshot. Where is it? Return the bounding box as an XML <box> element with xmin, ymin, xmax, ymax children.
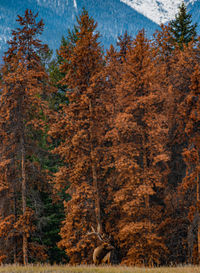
<box><xmin>170</xmin><ymin>2</ymin><xmax>197</xmax><ymax>49</ymax></box>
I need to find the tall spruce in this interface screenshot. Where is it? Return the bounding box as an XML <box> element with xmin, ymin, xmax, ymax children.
<box><xmin>178</xmin><ymin>64</ymin><xmax>200</xmax><ymax>263</ymax></box>
<box><xmin>104</xmin><ymin>30</ymin><xmax>169</xmax><ymax>265</ymax></box>
<box><xmin>170</xmin><ymin>2</ymin><xmax>197</xmax><ymax>49</ymax></box>
<box><xmin>0</xmin><ymin>9</ymin><xmax>51</xmax><ymax>264</ymax></box>
<box><xmin>49</xmin><ymin>9</ymin><xmax>104</xmax><ymax>264</ymax></box>
<box><xmin>154</xmin><ymin>22</ymin><xmax>200</xmax><ymax>263</ymax></box>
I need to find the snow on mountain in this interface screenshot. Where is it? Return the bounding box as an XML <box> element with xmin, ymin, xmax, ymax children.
<box><xmin>0</xmin><ymin>0</ymin><xmax>199</xmax><ymax>58</ymax></box>
<box><xmin>73</xmin><ymin>0</ymin><xmax>77</xmax><ymax>10</ymax></box>
<box><xmin>35</xmin><ymin>0</ymin><xmax>70</xmax><ymax>13</ymax></box>
<box><xmin>0</xmin><ymin>0</ymin><xmax>159</xmax><ymax>56</ymax></box>
<box><xmin>0</xmin><ymin>6</ymin><xmax>12</xmax><ymax>51</ymax></box>
<box><xmin>120</xmin><ymin>0</ymin><xmax>197</xmax><ymax>24</ymax></box>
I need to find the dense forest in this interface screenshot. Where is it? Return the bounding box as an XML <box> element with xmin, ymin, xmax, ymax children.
<box><xmin>0</xmin><ymin>3</ymin><xmax>199</xmax><ymax>266</ymax></box>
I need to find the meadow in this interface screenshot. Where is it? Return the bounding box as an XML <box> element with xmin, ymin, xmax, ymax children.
<box><xmin>0</xmin><ymin>265</ymin><xmax>200</xmax><ymax>273</ymax></box>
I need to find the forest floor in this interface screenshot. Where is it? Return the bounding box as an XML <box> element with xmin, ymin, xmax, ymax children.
<box><xmin>0</xmin><ymin>265</ymin><xmax>199</xmax><ymax>273</ymax></box>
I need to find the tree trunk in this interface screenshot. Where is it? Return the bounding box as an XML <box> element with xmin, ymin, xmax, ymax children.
<box><xmin>13</xmin><ymin>194</ymin><xmax>17</xmax><ymax>264</ymax></box>
<box><xmin>21</xmin><ymin>135</ymin><xmax>28</xmax><ymax>265</ymax></box>
<box><xmin>91</xmin><ymin>149</ymin><xmax>102</xmax><ymax>234</ymax></box>
<box><xmin>142</xmin><ymin>131</ymin><xmax>149</xmax><ymax>209</ymax></box>
<box><xmin>88</xmin><ymin>99</ymin><xmax>102</xmax><ymax>234</ymax></box>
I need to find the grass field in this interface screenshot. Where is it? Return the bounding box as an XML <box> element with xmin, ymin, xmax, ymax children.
<box><xmin>0</xmin><ymin>265</ymin><xmax>200</xmax><ymax>273</ymax></box>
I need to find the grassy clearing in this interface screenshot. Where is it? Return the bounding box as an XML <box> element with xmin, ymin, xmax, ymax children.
<box><xmin>0</xmin><ymin>265</ymin><xmax>200</xmax><ymax>273</ymax></box>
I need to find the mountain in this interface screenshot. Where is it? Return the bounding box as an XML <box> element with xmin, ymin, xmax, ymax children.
<box><xmin>0</xmin><ymin>0</ymin><xmax>199</xmax><ymax>57</ymax></box>
<box><xmin>0</xmin><ymin>0</ymin><xmax>159</xmax><ymax>56</ymax></box>
<box><xmin>189</xmin><ymin>0</ymin><xmax>200</xmax><ymax>32</ymax></box>
<box><xmin>120</xmin><ymin>0</ymin><xmax>198</xmax><ymax>24</ymax></box>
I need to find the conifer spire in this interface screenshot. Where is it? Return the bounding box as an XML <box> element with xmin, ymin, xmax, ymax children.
<box><xmin>170</xmin><ymin>2</ymin><xmax>197</xmax><ymax>49</ymax></box>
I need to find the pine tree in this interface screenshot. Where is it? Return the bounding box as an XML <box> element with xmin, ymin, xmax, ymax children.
<box><xmin>38</xmin><ymin>38</ymin><xmax>74</xmax><ymax>265</ymax></box>
<box><xmin>154</xmin><ymin>24</ymin><xmax>200</xmax><ymax>263</ymax></box>
<box><xmin>47</xmin><ymin>29</ymin><xmax>78</xmax><ymax>111</ymax></box>
<box><xmin>86</xmin><ymin>44</ymin><xmax>125</xmax><ymax>263</ymax></box>
<box><xmin>49</xmin><ymin>9</ymin><xmax>104</xmax><ymax>264</ymax></box>
<box><xmin>104</xmin><ymin>30</ymin><xmax>169</xmax><ymax>265</ymax></box>
<box><xmin>178</xmin><ymin>64</ymin><xmax>200</xmax><ymax>263</ymax></box>
<box><xmin>170</xmin><ymin>2</ymin><xmax>197</xmax><ymax>49</ymax></box>
<box><xmin>0</xmin><ymin>9</ymin><xmax>52</xmax><ymax>264</ymax></box>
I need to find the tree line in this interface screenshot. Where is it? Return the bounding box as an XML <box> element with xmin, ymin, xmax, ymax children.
<box><xmin>0</xmin><ymin>3</ymin><xmax>200</xmax><ymax>266</ymax></box>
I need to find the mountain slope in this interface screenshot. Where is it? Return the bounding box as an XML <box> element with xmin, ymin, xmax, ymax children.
<box><xmin>120</xmin><ymin>0</ymin><xmax>197</xmax><ymax>24</ymax></box>
<box><xmin>0</xmin><ymin>0</ymin><xmax>159</xmax><ymax>56</ymax></box>
<box><xmin>188</xmin><ymin>0</ymin><xmax>200</xmax><ymax>32</ymax></box>
<box><xmin>0</xmin><ymin>0</ymin><xmax>199</xmax><ymax>57</ymax></box>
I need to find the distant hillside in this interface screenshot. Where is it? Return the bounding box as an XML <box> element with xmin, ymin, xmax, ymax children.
<box><xmin>0</xmin><ymin>0</ymin><xmax>199</xmax><ymax>58</ymax></box>
<box><xmin>0</xmin><ymin>0</ymin><xmax>159</xmax><ymax>56</ymax></box>
<box><xmin>188</xmin><ymin>0</ymin><xmax>200</xmax><ymax>33</ymax></box>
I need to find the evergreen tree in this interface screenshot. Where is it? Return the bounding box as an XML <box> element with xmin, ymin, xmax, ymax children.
<box><xmin>48</xmin><ymin>29</ymin><xmax>78</xmax><ymax>110</ymax></box>
<box><xmin>154</xmin><ymin>24</ymin><xmax>200</xmax><ymax>264</ymax></box>
<box><xmin>105</xmin><ymin>30</ymin><xmax>169</xmax><ymax>265</ymax></box>
<box><xmin>178</xmin><ymin>64</ymin><xmax>200</xmax><ymax>263</ymax></box>
<box><xmin>0</xmin><ymin>9</ymin><xmax>52</xmax><ymax>264</ymax></box>
<box><xmin>49</xmin><ymin>9</ymin><xmax>104</xmax><ymax>264</ymax></box>
<box><xmin>170</xmin><ymin>2</ymin><xmax>197</xmax><ymax>49</ymax></box>
<box><xmin>37</xmin><ymin>39</ymin><xmax>71</xmax><ymax>265</ymax></box>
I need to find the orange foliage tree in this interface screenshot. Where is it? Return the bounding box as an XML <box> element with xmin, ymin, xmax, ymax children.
<box><xmin>0</xmin><ymin>9</ymin><xmax>51</xmax><ymax>264</ymax></box>
<box><xmin>152</xmin><ymin>23</ymin><xmax>200</xmax><ymax>264</ymax></box>
<box><xmin>0</xmin><ymin>5</ymin><xmax>200</xmax><ymax>266</ymax></box>
<box><xmin>163</xmin><ymin>41</ymin><xmax>200</xmax><ymax>264</ymax></box>
<box><xmin>85</xmin><ymin>33</ymin><xmax>135</xmax><ymax>259</ymax></box>
<box><xmin>178</xmin><ymin>61</ymin><xmax>200</xmax><ymax>263</ymax></box>
<box><xmin>49</xmin><ymin>9</ymin><xmax>105</xmax><ymax>264</ymax></box>
<box><xmin>103</xmin><ymin>30</ymin><xmax>169</xmax><ymax>265</ymax></box>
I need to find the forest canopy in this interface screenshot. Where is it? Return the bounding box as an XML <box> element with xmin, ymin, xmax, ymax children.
<box><xmin>0</xmin><ymin>4</ymin><xmax>200</xmax><ymax>266</ymax></box>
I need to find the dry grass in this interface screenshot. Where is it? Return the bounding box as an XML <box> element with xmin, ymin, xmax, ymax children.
<box><xmin>0</xmin><ymin>265</ymin><xmax>200</xmax><ymax>273</ymax></box>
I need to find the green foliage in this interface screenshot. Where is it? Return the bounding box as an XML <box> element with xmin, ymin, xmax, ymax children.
<box><xmin>25</xmin><ymin>115</ymin><xmax>68</xmax><ymax>263</ymax></box>
<box><xmin>47</xmin><ymin>30</ymin><xmax>78</xmax><ymax>111</ymax></box>
<box><xmin>170</xmin><ymin>3</ymin><xmax>197</xmax><ymax>49</ymax></box>
<box><xmin>31</xmin><ymin>191</ymin><xmax>69</xmax><ymax>264</ymax></box>
<box><xmin>49</xmin><ymin>27</ymin><xmax>78</xmax><ymax>91</ymax></box>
